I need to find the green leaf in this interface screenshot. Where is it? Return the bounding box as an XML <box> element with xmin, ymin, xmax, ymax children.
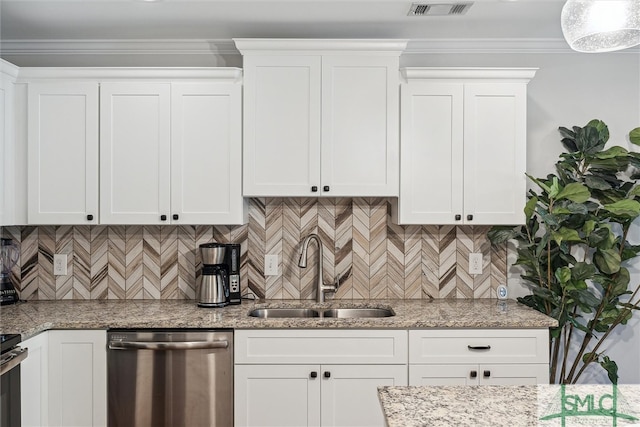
<box><xmin>526</xmin><ymin>174</ymin><xmax>552</xmax><ymax>194</ymax></box>
<box><xmin>555</xmin><ymin>267</ymin><xmax>571</xmax><ymax>285</ymax></box>
<box><xmin>588</xmin><ymin>226</ymin><xmax>616</xmax><ymax>250</ymax></box>
<box><xmin>630</xmin><ymin>127</ymin><xmax>640</xmax><ymax>146</ymax></box>
<box><xmin>586</xmin><ymin>119</ymin><xmax>610</xmax><ymax>145</ymax></box>
<box><xmin>549</xmin><ymin>176</ymin><xmax>561</xmax><ymax>199</ymax></box>
<box><xmin>594</xmin><ymin>146</ymin><xmax>628</xmax><ymax>159</ymax></box>
<box><xmin>552</xmin><ymin>227</ymin><xmax>582</xmax><ymax>245</ymax></box>
<box><xmin>585</xmin><ymin>175</ymin><xmax>612</xmax><ymax>191</ymax></box>
<box><xmin>524</xmin><ymin>196</ymin><xmax>538</xmax><ymax>220</ymax></box>
<box><xmin>595</xmin><ymin>248</ymin><xmax>622</xmax><ymax>275</ymax></box>
<box><xmin>583</xmin><ymin>220</ymin><xmax>596</xmax><ymax>236</ymax></box>
<box><xmin>604</xmin><ymin>199</ymin><xmax>640</xmax><ymax>218</ymax></box>
<box><xmin>572</xmin><ymin>262</ymin><xmax>596</xmax><ymax>281</ymax></box>
<box><xmin>600</xmin><ymin>356</ymin><xmax>619</xmax><ymax>384</ymax></box>
<box><xmin>488</xmin><ymin>226</ymin><xmax>517</xmax><ymax>245</ymax></box>
<box><xmin>629</xmin><ymin>186</ymin><xmax>640</xmax><ymax>198</ymax></box>
<box><xmin>555</xmin><ymin>182</ymin><xmax>591</xmax><ymax>203</ymax></box>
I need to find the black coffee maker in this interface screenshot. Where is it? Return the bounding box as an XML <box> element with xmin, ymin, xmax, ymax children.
<box><xmin>0</xmin><ymin>238</ymin><xmax>20</xmax><ymax>305</ymax></box>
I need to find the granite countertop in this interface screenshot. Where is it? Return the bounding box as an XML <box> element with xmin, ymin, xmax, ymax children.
<box><xmin>0</xmin><ymin>298</ymin><xmax>557</xmax><ymax>340</ymax></box>
<box><xmin>378</xmin><ymin>385</ymin><xmax>539</xmax><ymax>427</ymax></box>
<box><xmin>378</xmin><ymin>385</ymin><xmax>640</xmax><ymax>427</ymax></box>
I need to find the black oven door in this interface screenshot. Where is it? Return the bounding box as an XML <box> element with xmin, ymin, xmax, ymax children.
<box><xmin>1</xmin><ymin>346</ymin><xmax>28</xmax><ymax>427</ymax></box>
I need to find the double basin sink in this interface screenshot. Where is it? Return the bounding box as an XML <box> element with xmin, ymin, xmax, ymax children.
<box><xmin>248</xmin><ymin>307</ymin><xmax>394</xmax><ymax>319</ymax></box>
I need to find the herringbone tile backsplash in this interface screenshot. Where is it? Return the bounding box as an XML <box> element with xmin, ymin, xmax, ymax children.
<box><xmin>2</xmin><ymin>198</ymin><xmax>507</xmax><ymax>301</ymax></box>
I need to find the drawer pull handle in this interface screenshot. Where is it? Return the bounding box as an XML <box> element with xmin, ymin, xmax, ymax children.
<box><xmin>310</xmin><ymin>371</ymin><xmax>318</xmax><ymax>379</ymax></box>
<box><xmin>311</xmin><ymin>186</ymin><xmax>318</xmax><ymax>192</ymax></box>
<box><xmin>470</xmin><ymin>370</ymin><xmax>477</xmax><ymax>379</ymax></box>
<box><xmin>160</xmin><ymin>215</ymin><xmax>167</xmax><ymax>221</ymax></box>
<box><xmin>324</xmin><ymin>371</ymin><xmax>331</xmax><ymax>378</ymax></box>
<box><xmin>483</xmin><ymin>370</ymin><xmax>491</xmax><ymax>378</ymax></box>
<box><xmin>87</xmin><ymin>214</ymin><xmax>94</xmax><ymax>221</ymax></box>
<box><xmin>173</xmin><ymin>214</ymin><xmax>179</xmax><ymax>220</ymax></box>
<box><xmin>467</xmin><ymin>214</ymin><xmax>474</xmax><ymax>221</ymax></box>
<box><xmin>455</xmin><ymin>214</ymin><xmax>461</xmax><ymax>221</ymax></box>
<box><xmin>323</xmin><ymin>186</ymin><xmax>330</xmax><ymax>192</ymax></box>
<box><xmin>467</xmin><ymin>345</ymin><xmax>491</xmax><ymax>351</ymax></box>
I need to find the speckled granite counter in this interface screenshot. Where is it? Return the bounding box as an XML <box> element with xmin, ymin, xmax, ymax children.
<box><xmin>0</xmin><ymin>298</ymin><xmax>557</xmax><ymax>339</ymax></box>
<box><xmin>378</xmin><ymin>385</ymin><xmax>640</xmax><ymax>427</ymax></box>
<box><xmin>378</xmin><ymin>385</ymin><xmax>539</xmax><ymax>426</ymax></box>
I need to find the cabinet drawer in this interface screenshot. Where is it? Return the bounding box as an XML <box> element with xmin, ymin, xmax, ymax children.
<box><xmin>409</xmin><ymin>329</ymin><xmax>548</xmax><ymax>364</ymax></box>
<box><xmin>235</xmin><ymin>329</ymin><xmax>407</xmax><ymax>364</ymax></box>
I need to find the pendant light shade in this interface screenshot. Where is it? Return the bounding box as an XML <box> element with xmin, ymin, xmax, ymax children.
<box><xmin>561</xmin><ymin>0</ymin><xmax>640</xmax><ymax>53</ymax></box>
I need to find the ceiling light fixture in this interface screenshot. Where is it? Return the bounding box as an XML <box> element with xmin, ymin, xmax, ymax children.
<box><xmin>561</xmin><ymin>0</ymin><xmax>640</xmax><ymax>53</ymax></box>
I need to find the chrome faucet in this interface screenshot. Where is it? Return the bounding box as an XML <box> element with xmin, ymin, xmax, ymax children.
<box><xmin>298</xmin><ymin>234</ymin><xmax>336</xmax><ymax>303</ymax></box>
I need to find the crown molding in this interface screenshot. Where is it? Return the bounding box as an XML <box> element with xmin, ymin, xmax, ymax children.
<box><xmin>2</xmin><ymin>37</ymin><xmax>639</xmax><ymax>57</ymax></box>
<box><xmin>402</xmin><ymin>67</ymin><xmax>538</xmax><ymax>83</ymax></box>
<box><xmin>234</xmin><ymin>38</ymin><xmax>408</xmax><ymax>55</ymax></box>
<box><xmin>0</xmin><ymin>39</ymin><xmax>239</xmax><ymax>56</ymax></box>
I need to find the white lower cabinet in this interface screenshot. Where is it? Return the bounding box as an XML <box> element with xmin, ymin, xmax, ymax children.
<box><xmin>20</xmin><ymin>330</ymin><xmax>107</xmax><ymax>427</ymax></box>
<box><xmin>234</xmin><ymin>329</ymin><xmax>408</xmax><ymax>427</ymax></box>
<box><xmin>408</xmin><ymin>329</ymin><xmax>549</xmax><ymax>386</ymax></box>
<box><xmin>21</xmin><ymin>332</ymin><xmax>49</xmax><ymax>427</ymax></box>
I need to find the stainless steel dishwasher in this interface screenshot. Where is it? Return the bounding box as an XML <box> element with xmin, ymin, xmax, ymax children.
<box><xmin>107</xmin><ymin>329</ymin><xmax>233</xmax><ymax>427</ymax></box>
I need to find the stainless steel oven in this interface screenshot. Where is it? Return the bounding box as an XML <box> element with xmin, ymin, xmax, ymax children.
<box><xmin>107</xmin><ymin>329</ymin><xmax>233</xmax><ymax>427</ymax></box>
<box><xmin>1</xmin><ymin>334</ymin><xmax>28</xmax><ymax>427</ymax></box>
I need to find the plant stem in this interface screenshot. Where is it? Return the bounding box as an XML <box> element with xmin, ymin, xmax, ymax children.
<box><xmin>550</xmin><ymin>329</ymin><xmax>561</xmax><ymax>383</ymax></box>
<box><xmin>560</xmin><ymin>307</ymin><xmax>577</xmax><ymax>383</ymax></box>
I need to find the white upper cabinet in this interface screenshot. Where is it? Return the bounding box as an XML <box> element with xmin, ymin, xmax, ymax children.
<box><xmin>0</xmin><ymin>60</ymin><xmax>19</xmax><ymax>226</ymax></box>
<box><xmin>236</xmin><ymin>39</ymin><xmax>406</xmax><ymax>197</ymax></box>
<box><xmin>171</xmin><ymin>83</ymin><xmax>245</xmax><ymax>224</ymax></box>
<box><xmin>394</xmin><ymin>68</ymin><xmax>536</xmax><ymax>225</ymax></box>
<box><xmin>28</xmin><ymin>83</ymin><xmax>99</xmax><ymax>224</ymax></box>
<box><xmin>100</xmin><ymin>82</ymin><xmax>172</xmax><ymax>224</ymax></box>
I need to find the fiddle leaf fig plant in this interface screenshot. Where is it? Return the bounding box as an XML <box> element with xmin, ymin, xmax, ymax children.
<box><xmin>489</xmin><ymin>120</ymin><xmax>640</xmax><ymax>384</ymax></box>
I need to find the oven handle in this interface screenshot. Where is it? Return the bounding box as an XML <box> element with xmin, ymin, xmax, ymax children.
<box><xmin>108</xmin><ymin>340</ymin><xmax>229</xmax><ymax>351</ymax></box>
<box><xmin>0</xmin><ymin>347</ymin><xmax>28</xmax><ymax>377</ymax></box>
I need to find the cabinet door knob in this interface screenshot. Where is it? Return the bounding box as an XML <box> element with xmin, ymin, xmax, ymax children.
<box><xmin>455</xmin><ymin>214</ymin><xmax>461</xmax><ymax>221</ymax></box>
<box><xmin>323</xmin><ymin>371</ymin><xmax>331</xmax><ymax>378</ymax></box>
<box><xmin>311</xmin><ymin>186</ymin><xmax>318</xmax><ymax>192</ymax></box>
<box><xmin>173</xmin><ymin>214</ymin><xmax>179</xmax><ymax>220</ymax></box>
<box><xmin>483</xmin><ymin>370</ymin><xmax>491</xmax><ymax>378</ymax></box>
<box><xmin>160</xmin><ymin>215</ymin><xmax>167</xmax><ymax>221</ymax></box>
<box><xmin>470</xmin><ymin>370</ymin><xmax>477</xmax><ymax>379</ymax></box>
<box><xmin>310</xmin><ymin>371</ymin><xmax>318</xmax><ymax>379</ymax></box>
<box><xmin>467</xmin><ymin>345</ymin><xmax>491</xmax><ymax>351</ymax></box>
<box><xmin>87</xmin><ymin>214</ymin><xmax>94</xmax><ymax>221</ymax></box>
<box><xmin>467</xmin><ymin>214</ymin><xmax>474</xmax><ymax>221</ymax></box>
<box><xmin>323</xmin><ymin>186</ymin><xmax>330</xmax><ymax>192</ymax></box>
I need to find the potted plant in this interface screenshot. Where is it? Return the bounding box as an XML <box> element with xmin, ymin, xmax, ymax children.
<box><xmin>489</xmin><ymin>120</ymin><xmax>640</xmax><ymax>384</ymax></box>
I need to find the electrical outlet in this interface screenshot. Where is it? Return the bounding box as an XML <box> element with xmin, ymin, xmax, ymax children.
<box><xmin>264</xmin><ymin>254</ymin><xmax>278</xmax><ymax>276</ymax></box>
<box><xmin>54</xmin><ymin>254</ymin><xmax>68</xmax><ymax>275</ymax></box>
<box><xmin>469</xmin><ymin>253</ymin><xmax>483</xmax><ymax>275</ymax></box>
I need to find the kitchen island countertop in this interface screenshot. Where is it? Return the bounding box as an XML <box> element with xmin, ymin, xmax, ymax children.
<box><xmin>0</xmin><ymin>298</ymin><xmax>557</xmax><ymax>339</ymax></box>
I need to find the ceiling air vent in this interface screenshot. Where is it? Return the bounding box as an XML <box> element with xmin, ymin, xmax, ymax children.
<box><xmin>408</xmin><ymin>2</ymin><xmax>473</xmax><ymax>16</ymax></box>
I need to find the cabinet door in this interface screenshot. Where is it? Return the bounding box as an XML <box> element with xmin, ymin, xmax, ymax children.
<box><xmin>479</xmin><ymin>364</ymin><xmax>549</xmax><ymax>385</ymax></box>
<box><xmin>171</xmin><ymin>83</ymin><xmax>246</xmax><ymax>224</ymax></box>
<box><xmin>27</xmin><ymin>83</ymin><xmax>99</xmax><ymax>224</ymax></box>
<box><xmin>235</xmin><ymin>364</ymin><xmax>321</xmax><ymax>427</ymax></box>
<box><xmin>321</xmin><ymin>364</ymin><xmax>407</xmax><ymax>427</ymax></box>
<box><xmin>100</xmin><ymin>83</ymin><xmax>171</xmax><ymax>224</ymax></box>
<box><xmin>321</xmin><ymin>56</ymin><xmax>399</xmax><ymax>197</ymax></box>
<box><xmin>463</xmin><ymin>83</ymin><xmax>527</xmax><ymax>225</ymax></box>
<box><xmin>21</xmin><ymin>332</ymin><xmax>49</xmax><ymax>427</ymax></box>
<box><xmin>398</xmin><ymin>82</ymin><xmax>464</xmax><ymax>224</ymax></box>
<box><xmin>0</xmin><ymin>71</ymin><xmax>8</xmax><ymax>225</ymax></box>
<box><xmin>48</xmin><ymin>330</ymin><xmax>107</xmax><ymax>427</ymax></box>
<box><xmin>409</xmin><ymin>364</ymin><xmax>480</xmax><ymax>385</ymax></box>
<box><xmin>242</xmin><ymin>55</ymin><xmax>321</xmax><ymax>196</ymax></box>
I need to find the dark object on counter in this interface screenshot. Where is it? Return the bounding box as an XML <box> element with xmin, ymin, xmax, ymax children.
<box><xmin>197</xmin><ymin>243</ymin><xmax>242</xmax><ymax>307</ymax></box>
<box><xmin>0</xmin><ymin>238</ymin><xmax>20</xmax><ymax>305</ymax></box>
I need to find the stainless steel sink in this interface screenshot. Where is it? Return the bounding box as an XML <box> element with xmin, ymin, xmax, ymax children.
<box><xmin>248</xmin><ymin>308</ymin><xmax>320</xmax><ymax>318</ymax></box>
<box><xmin>322</xmin><ymin>308</ymin><xmax>394</xmax><ymax>318</ymax></box>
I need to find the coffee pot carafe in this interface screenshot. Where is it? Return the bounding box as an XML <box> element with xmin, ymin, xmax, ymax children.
<box><xmin>0</xmin><ymin>238</ymin><xmax>20</xmax><ymax>305</ymax></box>
<box><xmin>198</xmin><ymin>243</ymin><xmax>229</xmax><ymax>307</ymax></box>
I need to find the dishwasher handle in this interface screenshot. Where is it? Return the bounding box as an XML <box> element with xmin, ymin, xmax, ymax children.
<box><xmin>0</xmin><ymin>347</ymin><xmax>28</xmax><ymax>377</ymax></box>
<box><xmin>108</xmin><ymin>340</ymin><xmax>229</xmax><ymax>351</ymax></box>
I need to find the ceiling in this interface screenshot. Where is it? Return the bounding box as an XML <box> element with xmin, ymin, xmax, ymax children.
<box><xmin>1</xmin><ymin>0</ymin><xmax>567</xmax><ymax>44</ymax></box>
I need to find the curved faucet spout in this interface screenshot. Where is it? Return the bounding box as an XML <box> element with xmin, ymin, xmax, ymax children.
<box><xmin>298</xmin><ymin>234</ymin><xmax>335</xmax><ymax>303</ymax></box>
